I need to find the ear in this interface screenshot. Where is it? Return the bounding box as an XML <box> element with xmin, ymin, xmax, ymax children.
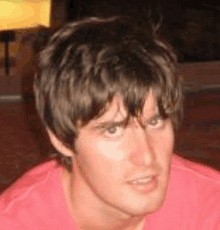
<box><xmin>47</xmin><ymin>129</ymin><xmax>74</xmax><ymax>157</ymax></box>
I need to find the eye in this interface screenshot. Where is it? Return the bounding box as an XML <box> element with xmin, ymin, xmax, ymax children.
<box><xmin>148</xmin><ymin>116</ymin><xmax>165</xmax><ymax>129</ymax></box>
<box><xmin>104</xmin><ymin>126</ymin><xmax>123</xmax><ymax>138</ymax></box>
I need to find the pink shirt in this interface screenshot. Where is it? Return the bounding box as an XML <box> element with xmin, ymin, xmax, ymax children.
<box><xmin>0</xmin><ymin>155</ymin><xmax>220</xmax><ymax>229</ymax></box>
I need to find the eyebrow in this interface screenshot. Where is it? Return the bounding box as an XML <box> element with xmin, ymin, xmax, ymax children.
<box><xmin>94</xmin><ymin>118</ymin><xmax>129</xmax><ymax>129</ymax></box>
<box><xmin>143</xmin><ymin>113</ymin><xmax>162</xmax><ymax>122</ymax></box>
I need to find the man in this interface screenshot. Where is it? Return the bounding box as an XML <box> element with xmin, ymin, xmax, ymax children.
<box><xmin>0</xmin><ymin>16</ymin><xmax>219</xmax><ymax>229</ymax></box>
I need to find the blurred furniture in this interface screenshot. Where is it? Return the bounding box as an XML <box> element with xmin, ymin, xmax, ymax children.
<box><xmin>0</xmin><ymin>30</ymin><xmax>15</xmax><ymax>75</ymax></box>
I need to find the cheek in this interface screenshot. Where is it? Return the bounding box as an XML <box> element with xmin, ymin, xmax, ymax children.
<box><xmin>151</xmin><ymin>125</ymin><xmax>174</xmax><ymax>162</ymax></box>
<box><xmin>160</xmin><ymin>132</ymin><xmax>174</xmax><ymax>152</ymax></box>
<box><xmin>97</xmin><ymin>141</ymin><xmax>126</xmax><ymax>161</ymax></box>
<box><xmin>75</xmin><ymin>139</ymin><xmax>125</xmax><ymax>175</ymax></box>
<box><xmin>75</xmin><ymin>142</ymin><xmax>124</xmax><ymax>186</ymax></box>
<box><xmin>161</xmin><ymin>129</ymin><xmax>174</xmax><ymax>168</ymax></box>
<box><xmin>158</xmin><ymin>122</ymin><xmax>174</xmax><ymax>149</ymax></box>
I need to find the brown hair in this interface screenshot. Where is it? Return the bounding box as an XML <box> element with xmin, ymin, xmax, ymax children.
<box><xmin>34</xmin><ymin>16</ymin><xmax>183</xmax><ymax>169</ymax></box>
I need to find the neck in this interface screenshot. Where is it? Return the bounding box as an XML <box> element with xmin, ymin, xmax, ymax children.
<box><xmin>72</xmin><ymin>207</ymin><xmax>146</xmax><ymax>230</ymax></box>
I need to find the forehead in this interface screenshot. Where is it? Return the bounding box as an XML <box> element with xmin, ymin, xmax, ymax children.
<box><xmin>91</xmin><ymin>89</ymin><xmax>158</xmax><ymax>124</ymax></box>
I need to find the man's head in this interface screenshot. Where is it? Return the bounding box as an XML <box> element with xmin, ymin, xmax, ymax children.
<box><xmin>35</xmin><ymin>16</ymin><xmax>182</xmax><ymax>153</ymax></box>
<box><xmin>34</xmin><ymin>16</ymin><xmax>183</xmax><ymax>217</ymax></box>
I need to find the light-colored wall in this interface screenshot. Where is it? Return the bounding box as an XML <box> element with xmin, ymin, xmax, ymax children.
<box><xmin>0</xmin><ymin>0</ymin><xmax>51</xmax><ymax>30</ymax></box>
<box><xmin>0</xmin><ymin>0</ymin><xmax>51</xmax><ymax>95</ymax></box>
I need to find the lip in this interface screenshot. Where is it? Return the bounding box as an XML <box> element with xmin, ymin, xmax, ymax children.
<box><xmin>127</xmin><ymin>171</ymin><xmax>158</xmax><ymax>183</ymax></box>
<box><xmin>128</xmin><ymin>175</ymin><xmax>154</xmax><ymax>183</ymax></box>
<box><xmin>127</xmin><ymin>176</ymin><xmax>157</xmax><ymax>194</ymax></box>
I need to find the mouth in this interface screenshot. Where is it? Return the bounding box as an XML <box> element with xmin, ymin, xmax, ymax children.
<box><xmin>127</xmin><ymin>176</ymin><xmax>157</xmax><ymax>194</ymax></box>
<box><xmin>128</xmin><ymin>176</ymin><xmax>154</xmax><ymax>185</ymax></box>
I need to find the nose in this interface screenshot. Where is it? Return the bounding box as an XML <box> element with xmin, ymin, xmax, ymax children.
<box><xmin>128</xmin><ymin>127</ymin><xmax>155</xmax><ymax>167</ymax></box>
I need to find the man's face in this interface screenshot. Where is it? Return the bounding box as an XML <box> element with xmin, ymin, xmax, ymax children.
<box><xmin>71</xmin><ymin>89</ymin><xmax>174</xmax><ymax>217</ymax></box>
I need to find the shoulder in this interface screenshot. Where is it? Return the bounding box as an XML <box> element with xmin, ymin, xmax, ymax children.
<box><xmin>0</xmin><ymin>160</ymin><xmax>63</xmax><ymax>221</ymax></box>
<box><xmin>171</xmin><ymin>154</ymin><xmax>220</xmax><ymax>185</ymax></box>
<box><xmin>169</xmin><ymin>155</ymin><xmax>220</xmax><ymax>228</ymax></box>
<box><xmin>170</xmin><ymin>154</ymin><xmax>220</xmax><ymax>200</ymax></box>
<box><xmin>0</xmin><ymin>160</ymin><xmax>77</xmax><ymax>229</ymax></box>
<box><xmin>147</xmin><ymin>156</ymin><xmax>220</xmax><ymax>229</ymax></box>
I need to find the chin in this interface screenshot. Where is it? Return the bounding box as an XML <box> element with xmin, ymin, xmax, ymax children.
<box><xmin>126</xmin><ymin>194</ymin><xmax>167</xmax><ymax>217</ymax></box>
<box><xmin>147</xmin><ymin>198</ymin><xmax>166</xmax><ymax>214</ymax></box>
<box><xmin>142</xmin><ymin>189</ymin><xmax>168</xmax><ymax>215</ymax></box>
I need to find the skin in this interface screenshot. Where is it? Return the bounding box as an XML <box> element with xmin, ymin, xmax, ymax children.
<box><xmin>49</xmin><ymin>89</ymin><xmax>174</xmax><ymax>230</ymax></box>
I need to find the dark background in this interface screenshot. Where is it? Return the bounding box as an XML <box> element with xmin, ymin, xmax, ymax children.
<box><xmin>66</xmin><ymin>0</ymin><xmax>220</xmax><ymax>63</ymax></box>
